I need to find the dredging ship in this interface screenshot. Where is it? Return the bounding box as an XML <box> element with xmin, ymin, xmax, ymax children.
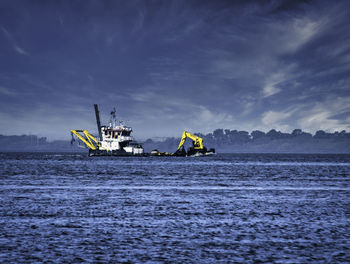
<box><xmin>71</xmin><ymin>104</ymin><xmax>215</xmax><ymax>157</ymax></box>
<box><xmin>71</xmin><ymin>105</ymin><xmax>144</xmax><ymax>156</ymax></box>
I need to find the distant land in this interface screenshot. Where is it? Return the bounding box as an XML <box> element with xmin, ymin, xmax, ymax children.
<box><xmin>0</xmin><ymin>135</ymin><xmax>84</xmax><ymax>153</ymax></box>
<box><xmin>1</xmin><ymin>129</ymin><xmax>350</xmax><ymax>153</ymax></box>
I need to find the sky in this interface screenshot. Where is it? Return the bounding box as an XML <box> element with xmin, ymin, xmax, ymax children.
<box><xmin>0</xmin><ymin>0</ymin><xmax>350</xmax><ymax>140</ymax></box>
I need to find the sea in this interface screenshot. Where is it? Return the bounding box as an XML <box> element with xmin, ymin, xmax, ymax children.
<box><xmin>0</xmin><ymin>152</ymin><xmax>349</xmax><ymax>263</ymax></box>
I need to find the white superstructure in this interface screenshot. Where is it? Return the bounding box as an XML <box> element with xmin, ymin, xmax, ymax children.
<box><xmin>98</xmin><ymin>108</ymin><xmax>144</xmax><ymax>155</ymax></box>
<box><xmin>99</xmin><ymin>124</ymin><xmax>143</xmax><ymax>154</ymax></box>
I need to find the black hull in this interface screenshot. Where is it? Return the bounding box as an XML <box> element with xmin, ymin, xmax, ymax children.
<box><xmin>150</xmin><ymin>147</ymin><xmax>216</xmax><ymax>157</ymax></box>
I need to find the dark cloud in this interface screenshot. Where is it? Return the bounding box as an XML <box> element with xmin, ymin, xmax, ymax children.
<box><xmin>0</xmin><ymin>0</ymin><xmax>349</xmax><ymax>140</ymax></box>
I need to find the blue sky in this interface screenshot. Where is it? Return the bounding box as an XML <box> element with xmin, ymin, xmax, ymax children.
<box><xmin>0</xmin><ymin>0</ymin><xmax>349</xmax><ymax>140</ymax></box>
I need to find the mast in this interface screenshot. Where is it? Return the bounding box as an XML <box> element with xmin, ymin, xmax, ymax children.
<box><xmin>94</xmin><ymin>104</ymin><xmax>103</xmax><ymax>141</ymax></box>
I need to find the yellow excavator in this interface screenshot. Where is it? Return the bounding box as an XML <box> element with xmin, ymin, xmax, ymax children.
<box><xmin>151</xmin><ymin>131</ymin><xmax>215</xmax><ymax>156</ymax></box>
<box><xmin>174</xmin><ymin>131</ymin><xmax>215</xmax><ymax>156</ymax></box>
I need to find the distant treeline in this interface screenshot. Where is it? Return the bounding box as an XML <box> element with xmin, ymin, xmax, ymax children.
<box><xmin>1</xmin><ymin>129</ymin><xmax>350</xmax><ymax>153</ymax></box>
<box><xmin>0</xmin><ymin>135</ymin><xmax>84</xmax><ymax>152</ymax></box>
<box><xmin>142</xmin><ymin>129</ymin><xmax>350</xmax><ymax>153</ymax></box>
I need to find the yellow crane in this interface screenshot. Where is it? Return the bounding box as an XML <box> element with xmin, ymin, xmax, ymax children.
<box><xmin>70</xmin><ymin>129</ymin><xmax>109</xmax><ymax>151</ymax></box>
<box><xmin>177</xmin><ymin>131</ymin><xmax>204</xmax><ymax>151</ymax></box>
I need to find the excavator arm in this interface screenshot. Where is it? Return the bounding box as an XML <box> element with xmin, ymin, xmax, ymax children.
<box><xmin>177</xmin><ymin>131</ymin><xmax>203</xmax><ymax>150</ymax></box>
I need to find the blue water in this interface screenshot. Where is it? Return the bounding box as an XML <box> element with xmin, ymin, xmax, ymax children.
<box><xmin>0</xmin><ymin>153</ymin><xmax>349</xmax><ymax>263</ymax></box>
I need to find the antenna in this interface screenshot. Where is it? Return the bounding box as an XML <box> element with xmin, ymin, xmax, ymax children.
<box><xmin>110</xmin><ymin>107</ymin><xmax>117</xmax><ymax>126</ymax></box>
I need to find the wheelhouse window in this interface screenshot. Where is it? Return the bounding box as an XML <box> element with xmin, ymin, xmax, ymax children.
<box><xmin>121</xmin><ymin>131</ymin><xmax>131</xmax><ymax>136</ymax></box>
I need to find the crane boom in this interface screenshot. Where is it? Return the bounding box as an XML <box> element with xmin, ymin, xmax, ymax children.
<box><xmin>177</xmin><ymin>131</ymin><xmax>203</xmax><ymax>150</ymax></box>
<box><xmin>70</xmin><ymin>129</ymin><xmax>109</xmax><ymax>151</ymax></box>
<box><xmin>94</xmin><ymin>104</ymin><xmax>103</xmax><ymax>141</ymax></box>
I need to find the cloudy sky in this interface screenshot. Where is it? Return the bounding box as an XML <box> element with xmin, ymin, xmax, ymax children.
<box><xmin>0</xmin><ymin>0</ymin><xmax>349</xmax><ymax>140</ymax></box>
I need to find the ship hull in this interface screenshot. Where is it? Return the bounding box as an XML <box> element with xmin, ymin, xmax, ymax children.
<box><xmin>88</xmin><ymin>149</ymin><xmax>147</xmax><ymax>157</ymax></box>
